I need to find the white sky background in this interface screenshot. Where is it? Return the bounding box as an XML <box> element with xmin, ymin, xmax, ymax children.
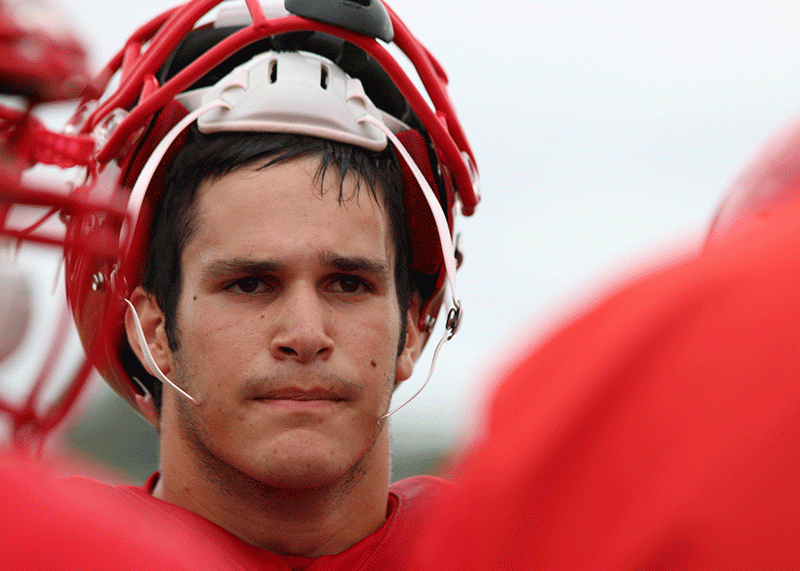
<box><xmin>11</xmin><ymin>0</ymin><xmax>800</xmax><ymax>454</ymax></box>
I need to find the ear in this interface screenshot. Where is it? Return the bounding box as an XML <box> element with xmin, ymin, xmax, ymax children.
<box><xmin>395</xmin><ymin>294</ymin><xmax>422</xmax><ymax>385</ymax></box>
<box><xmin>124</xmin><ymin>286</ymin><xmax>174</xmax><ymax>379</ymax></box>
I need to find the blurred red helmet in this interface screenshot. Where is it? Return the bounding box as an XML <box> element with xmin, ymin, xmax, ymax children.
<box><xmin>0</xmin><ymin>0</ymin><xmax>103</xmax><ymax>451</ymax></box>
<box><xmin>0</xmin><ymin>0</ymin><xmax>87</xmax><ymax>101</ymax></box>
<box><xmin>0</xmin><ymin>0</ymin><xmax>97</xmax><ymax>249</ymax></box>
<box><xmin>707</xmin><ymin>114</ymin><xmax>800</xmax><ymax>243</ymax></box>
<box><xmin>58</xmin><ymin>0</ymin><xmax>480</xmax><ymax>417</ymax></box>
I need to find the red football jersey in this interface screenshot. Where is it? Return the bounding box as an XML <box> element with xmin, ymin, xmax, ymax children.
<box><xmin>0</xmin><ymin>455</ymin><xmax>447</xmax><ymax>570</ymax></box>
<box><xmin>415</xmin><ymin>201</ymin><xmax>800</xmax><ymax>569</ymax></box>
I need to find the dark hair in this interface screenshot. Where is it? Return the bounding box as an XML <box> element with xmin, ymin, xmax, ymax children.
<box><xmin>135</xmin><ymin>126</ymin><xmax>413</xmax><ymax>409</ymax></box>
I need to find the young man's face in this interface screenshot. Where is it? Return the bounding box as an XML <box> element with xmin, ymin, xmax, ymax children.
<box><xmin>157</xmin><ymin>155</ymin><xmax>419</xmax><ymax>489</ymax></box>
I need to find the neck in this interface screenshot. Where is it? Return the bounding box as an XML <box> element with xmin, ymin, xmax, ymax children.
<box><xmin>153</xmin><ymin>418</ymin><xmax>392</xmax><ymax>557</ymax></box>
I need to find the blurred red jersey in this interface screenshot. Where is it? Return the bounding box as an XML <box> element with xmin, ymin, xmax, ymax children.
<box><xmin>414</xmin><ymin>201</ymin><xmax>800</xmax><ymax>569</ymax></box>
<box><xmin>0</xmin><ymin>456</ymin><xmax>446</xmax><ymax>570</ymax></box>
<box><xmin>0</xmin><ymin>454</ymin><xmax>229</xmax><ymax>570</ymax></box>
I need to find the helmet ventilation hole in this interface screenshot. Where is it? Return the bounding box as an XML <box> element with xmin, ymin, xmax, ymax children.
<box><xmin>269</xmin><ymin>59</ymin><xmax>277</xmax><ymax>83</ymax></box>
<box><xmin>320</xmin><ymin>64</ymin><xmax>329</xmax><ymax>89</ymax></box>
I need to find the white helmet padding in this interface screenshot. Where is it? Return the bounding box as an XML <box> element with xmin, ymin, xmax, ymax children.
<box><xmin>176</xmin><ymin>51</ymin><xmax>390</xmax><ymax>150</ymax></box>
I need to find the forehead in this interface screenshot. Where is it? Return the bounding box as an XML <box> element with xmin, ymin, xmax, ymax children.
<box><xmin>186</xmin><ymin>155</ymin><xmax>394</xmax><ymax>265</ymax></box>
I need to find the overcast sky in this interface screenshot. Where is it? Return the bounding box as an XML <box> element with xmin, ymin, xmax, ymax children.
<box><xmin>7</xmin><ymin>1</ymin><xmax>800</xmax><ymax>453</ymax></box>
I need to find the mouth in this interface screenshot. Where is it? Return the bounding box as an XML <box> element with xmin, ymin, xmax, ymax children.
<box><xmin>253</xmin><ymin>387</ymin><xmax>348</xmax><ymax>412</ymax></box>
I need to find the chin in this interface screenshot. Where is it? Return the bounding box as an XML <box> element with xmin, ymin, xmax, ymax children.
<box><xmin>246</xmin><ymin>438</ymin><xmax>375</xmax><ymax>492</ymax></box>
<box><xmin>261</xmin><ymin>470</ymin><xmax>342</xmax><ymax>491</ymax></box>
<box><xmin>251</xmin><ymin>455</ymin><xmax>366</xmax><ymax>491</ymax></box>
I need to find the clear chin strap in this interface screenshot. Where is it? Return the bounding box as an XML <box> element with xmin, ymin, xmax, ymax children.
<box><xmin>123</xmin><ymin>298</ymin><xmax>200</xmax><ymax>406</ymax></box>
<box><xmin>359</xmin><ymin>115</ymin><xmax>462</xmax><ymax>423</ymax></box>
<box><xmin>118</xmin><ymin>103</ymin><xmax>226</xmax><ymax>408</ymax></box>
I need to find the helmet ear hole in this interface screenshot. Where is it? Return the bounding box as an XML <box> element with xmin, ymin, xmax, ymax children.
<box><xmin>419</xmin><ymin>288</ymin><xmax>445</xmax><ymax>333</ymax></box>
<box><xmin>134</xmin><ymin>387</ymin><xmax>159</xmax><ymax>427</ymax></box>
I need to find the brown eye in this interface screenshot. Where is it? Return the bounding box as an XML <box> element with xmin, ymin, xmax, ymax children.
<box><xmin>240</xmin><ymin>278</ymin><xmax>260</xmax><ymax>292</ymax></box>
<box><xmin>339</xmin><ymin>277</ymin><xmax>361</xmax><ymax>292</ymax></box>
<box><xmin>230</xmin><ymin>277</ymin><xmax>263</xmax><ymax>294</ymax></box>
<box><xmin>331</xmin><ymin>275</ymin><xmax>370</xmax><ymax>294</ymax></box>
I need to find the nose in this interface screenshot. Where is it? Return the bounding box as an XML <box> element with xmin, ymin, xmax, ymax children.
<box><xmin>270</xmin><ymin>283</ymin><xmax>334</xmax><ymax>363</ymax></box>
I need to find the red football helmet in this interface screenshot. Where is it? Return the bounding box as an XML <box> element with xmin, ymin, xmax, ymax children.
<box><xmin>707</xmin><ymin>114</ymin><xmax>800</xmax><ymax>243</ymax></box>
<box><xmin>58</xmin><ymin>0</ymin><xmax>480</xmax><ymax>418</ymax></box>
<box><xmin>0</xmin><ymin>0</ymin><xmax>93</xmax><ymax>244</ymax></box>
<box><xmin>0</xmin><ymin>0</ymin><xmax>101</xmax><ymax>451</ymax></box>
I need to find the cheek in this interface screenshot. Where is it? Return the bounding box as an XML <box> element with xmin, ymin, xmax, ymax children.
<box><xmin>175</xmin><ymin>299</ymin><xmax>259</xmax><ymax>368</ymax></box>
<box><xmin>350</xmin><ymin>310</ymin><xmax>402</xmax><ymax>369</ymax></box>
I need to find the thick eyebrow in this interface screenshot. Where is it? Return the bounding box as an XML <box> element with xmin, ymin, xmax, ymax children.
<box><xmin>200</xmin><ymin>255</ymin><xmax>389</xmax><ymax>279</ymax></box>
<box><xmin>321</xmin><ymin>253</ymin><xmax>390</xmax><ymax>279</ymax></box>
<box><xmin>202</xmin><ymin>258</ymin><xmax>284</xmax><ymax>280</ymax></box>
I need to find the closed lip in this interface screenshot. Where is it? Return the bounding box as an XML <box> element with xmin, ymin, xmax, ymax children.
<box><xmin>255</xmin><ymin>387</ymin><xmax>348</xmax><ymax>402</ymax></box>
